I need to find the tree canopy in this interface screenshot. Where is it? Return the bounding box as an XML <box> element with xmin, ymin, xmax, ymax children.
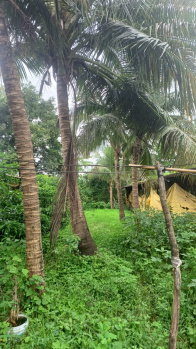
<box><xmin>0</xmin><ymin>84</ymin><xmax>62</xmax><ymax>172</ymax></box>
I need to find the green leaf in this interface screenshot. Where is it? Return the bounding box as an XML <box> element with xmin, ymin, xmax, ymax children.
<box><xmin>22</xmin><ymin>269</ymin><xmax>29</xmax><ymax>277</ymax></box>
<box><xmin>13</xmin><ymin>256</ymin><xmax>22</xmax><ymax>262</ymax></box>
<box><xmin>42</xmin><ymin>294</ymin><xmax>50</xmax><ymax>305</ymax></box>
<box><xmin>26</xmin><ymin>289</ymin><xmax>34</xmax><ymax>297</ymax></box>
<box><xmin>188</xmin><ymin>279</ymin><xmax>196</xmax><ymax>288</ymax></box>
<box><xmin>7</xmin><ymin>265</ymin><xmax>17</xmax><ymax>274</ymax></box>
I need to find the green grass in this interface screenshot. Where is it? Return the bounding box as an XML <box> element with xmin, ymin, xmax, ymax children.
<box><xmin>85</xmin><ymin>209</ymin><xmax>126</xmax><ymax>247</ymax></box>
<box><xmin>1</xmin><ymin>209</ymin><xmax>196</xmax><ymax>348</ymax></box>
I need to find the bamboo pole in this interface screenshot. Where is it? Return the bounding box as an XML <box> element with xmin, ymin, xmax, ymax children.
<box><xmin>129</xmin><ymin>164</ymin><xmax>196</xmax><ymax>174</ymax></box>
<box><xmin>156</xmin><ymin>161</ymin><xmax>181</xmax><ymax>349</ymax></box>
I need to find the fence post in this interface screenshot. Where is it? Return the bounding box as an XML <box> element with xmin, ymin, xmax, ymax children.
<box><xmin>155</xmin><ymin>161</ymin><xmax>181</xmax><ymax>349</ymax></box>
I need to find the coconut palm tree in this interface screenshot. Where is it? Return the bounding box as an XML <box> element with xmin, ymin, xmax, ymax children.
<box><xmin>6</xmin><ymin>0</ymin><xmax>196</xmax><ymax>220</ymax></box>
<box><xmin>79</xmin><ymin>0</ymin><xmax>196</xmax><ymax>208</ymax></box>
<box><xmin>78</xmin><ymin>114</ymin><xmax>127</xmax><ymax>219</ymax></box>
<box><xmin>77</xmin><ymin>64</ymin><xmax>196</xmax><ymax>210</ymax></box>
<box><xmin>4</xmin><ymin>0</ymin><xmax>120</xmax><ymax>253</ymax></box>
<box><xmin>77</xmin><ymin>68</ymin><xmax>168</xmax><ymax>206</ymax></box>
<box><xmin>0</xmin><ymin>1</ymin><xmax>44</xmax><ymax>279</ymax></box>
<box><xmin>89</xmin><ymin>147</ymin><xmax>117</xmax><ymax>210</ymax></box>
<box><xmin>97</xmin><ymin>0</ymin><xmax>196</xmax><ymax>115</ymax></box>
<box><xmin>6</xmin><ymin>0</ymin><xmax>100</xmax><ymax>254</ymax></box>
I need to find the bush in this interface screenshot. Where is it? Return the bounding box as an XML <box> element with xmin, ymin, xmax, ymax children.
<box><xmin>91</xmin><ymin>201</ymin><xmax>111</xmax><ymax>209</ymax></box>
<box><xmin>0</xmin><ymin>155</ymin><xmax>25</xmax><ymax>240</ymax></box>
<box><xmin>116</xmin><ymin>209</ymin><xmax>196</xmax><ymax>348</ymax></box>
<box><xmin>0</xmin><ymin>184</ymin><xmax>25</xmax><ymax>240</ymax></box>
<box><xmin>1</xmin><ymin>209</ymin><xmax>196</xmax><ymax>348</ymax></box>
<box><xmin>78</xmin><ymin>176</ymin><xmax>114</xmax><ymax>209</ymax></box>
<box><xmin>37</xmin><ymin>175</ymin><xmax>60</xmax><ymax>234</ymax></box>
<box><xmin>0</xmin><ymin>171</ymin><xmax>61</xmax><ymax>239</ymax></box>
<box><xmin>121</xmin><ymin>209</ymin><xmax>196</xmax><ymax>260</ymax></box>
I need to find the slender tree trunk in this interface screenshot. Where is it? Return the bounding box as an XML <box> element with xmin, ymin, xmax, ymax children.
<box><xmin>132</xmin><ymin>136</ymin><xmax>141</xmax><ymax>209</ymax></box>
<box><xmin>109</xmin><ymin>180</ymin><xmax>114</xmax><ymax>209</ymax></box>
<box><xmin>57</xmin><ymin>74</ymin><xmax>97</xmax><ymax>255</ymax></box>
<box><xmin>114</xmin><ymin>147</ymin><xmax>125</xmax><ymax>220</ymax></box>
<box><xmin>0</xmin><ymin>2</ymin><xmax>44</xmax><ymax>279</ymax></box>
<box><xmin>156</xmin><ymin>161</ymin><xmax>181</xmax><ymax>349</ymax></box>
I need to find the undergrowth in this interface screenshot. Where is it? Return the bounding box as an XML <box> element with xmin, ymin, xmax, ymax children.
<box><xmin>0</xmin><ymin>209</ymin><xmax>196</xmax><ymax>348</ymax></box>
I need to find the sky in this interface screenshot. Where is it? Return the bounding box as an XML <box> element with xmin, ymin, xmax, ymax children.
<box><xmin>28</xmin><ymin>71</ymin><xmax>57</xmax><ymax>105</ymax></box>
<box><xmin>0</xmin><ymin>69</ymin><xmax>57</xmax><ymax>104</ymax></box>
<box><xmin>28</xmin><ymin>71</ymin><xmax>75</xmax><ymax>112</ymax></box>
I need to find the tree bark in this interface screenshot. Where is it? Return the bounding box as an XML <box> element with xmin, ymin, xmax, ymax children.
<box><xmin>156</xmin><ymin>161</ymin><xmax>181</xmax><ymax>349</ymax></box>
<box><xmin>57</xmin><ymin>74</ymin><xmax>97</xmax><ymax>255</ymax></box>
<box><xmin>0</xmin><ymin>1</ymin><xmax>44</xmax><ymax>279</ymax></box>
<box><xmin>109</xmin><ymin>180</ymin><xmax>114</xmax><ymax>209</ymax></box>
<box><xmin>132</xmin><ymin>136</ymin><xmax>141</xmax><ymax>209</ymax></box>
<box><xmin>114</xmin><ymin>147</ymin><xmax>125</xmax><ymax>220</ymax></box>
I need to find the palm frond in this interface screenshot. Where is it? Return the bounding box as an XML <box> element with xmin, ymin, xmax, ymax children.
<box><xmin>159</xmin><ymin>121</ymin><xmax>196</xmax><ymax>164</ymax></box>
<box><xmin>78</xmin><ymin>114</ymin><xmax>126</xmax><ymax>157</ymax></box>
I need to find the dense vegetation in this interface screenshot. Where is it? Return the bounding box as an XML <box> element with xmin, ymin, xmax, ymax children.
<box><xmin>0</xmin><ymin>162</ymin><xmax>59</xmax><ymax>239</ymax></box>
<box><xmin>0</xmin><ymin>84</ymin><xmax>62</xmax><ymax>171</ymax></box>
<box><xmin>1</xmin><ymin>1</ymin><xmax>196</xmax><ymax>348</ymax></box>
<box><xmin>0</xmin><ymin>160</ymin><xmax>113</xmax><ymax>241</ymax></box>
<box><xmin>1</xmin><ymin>204</ymin><xmax>196</xmax><ymax>348</ymax></box>
<box><xmin>78</xmin><ymin>175</ymin><xmax>113</xmax><ymax>209</ymax></box>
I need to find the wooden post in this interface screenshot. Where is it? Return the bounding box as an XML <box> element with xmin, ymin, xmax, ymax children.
<box><xmin>155</xmin><ymin>161</ymin><xmax>181</xmax><ymax>349</ymax></box>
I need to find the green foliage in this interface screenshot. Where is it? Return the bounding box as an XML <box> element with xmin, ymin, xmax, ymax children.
<box><xmin>89</xmin><ymin>209</ymin><xmax>196</xmax><ymax>348</ymax></box>
<box><xmin>37</xmin><ymin>174</ymin><xmax>60</xmax><ymax>235</ymax></box>
<box><xmin>121</xmin><ymin>209</ymin><xmax>196</xmax><ymax>261</ymax></box>
<box><xmin>0</xmin><ymin>237</ymin><xmax>44</xmax><ymax>336</ymax></box>
<box><xmin>0</xmin><ymin>159</ymin><xmax>60</xmax><ymax>239</ymax></box>
<box><xmin>0</xmin><ymin>239</ymin><xmax>26</xmax><ymax>322</ymax></box>
<box><xmin>86</xmin><ymin>209</ymin><xmax>196</xmax><ymax>348</ymax></box>
<box><xmin>1</xmin><ymin>209</ymin><xmax>196</xmax><ymax>348</ymax></box>
<box><xmin>0</xmin><ymin>185</ymin><xmax>24</xmax><ymax>240</ymax></box>
<box><xmin>91</xmin><ymin>201</ymin><xmax>111</xmax><ymax>209</ymax></box>
<box><xmin>0</xmin><ymin>154</ymin><xmax>24</xmax><ymax>240</ymax></box>
<box><xmin>0</xmin><ymin>84</ymin><xmax>62</xmax><ymax>171</ymax></box>
<box><xmin>78</xmin><ymin>176</ymin><xmax>113</xmax><ymax>209</ymax></box>
<box><xmin>0</xmin><ymin>88</ymin><xmax>15</xmax><ymax>154</ymax></box>
<box><xmin>1</xmin><ymin>235</ymin><xmax>147</xmax><ymax>348</ymax></box>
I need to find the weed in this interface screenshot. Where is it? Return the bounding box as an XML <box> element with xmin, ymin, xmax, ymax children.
<box><xmin>1</xmin><ymin>209</ymin><xmax>196</xmax><ymax>348</ymax></box>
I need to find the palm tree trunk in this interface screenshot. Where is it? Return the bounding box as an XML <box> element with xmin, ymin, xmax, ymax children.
<box><xmin>109</xmin><ymin>180</ymin><xmax>114</xmax><ymax>209</ymax></box>
<box><xmin>57</xmin><ymin>74</ymin><xmax>97</xmax><ymax>255</ymax></box>
<box><xmin>0</xmin><ymin>1</ymin><xmax>44</xmax><ymax>279</ymax></box>
<box><xmin>132</xmin><ymin>136</ymin><xmax>141</xmax><ymax>209</ymax></box>
<box><xmin>114</xmin><ymin>148</ymin><xmax>125</xmax><ymax>220</ymax></box>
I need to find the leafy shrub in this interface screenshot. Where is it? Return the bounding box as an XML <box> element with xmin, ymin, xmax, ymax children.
<box><xmin>0</xmin><ymin>155</ymin><xmax>24</xmax><ymax>240</ymax></box>
<box><xmin>1</xmin><ymin>209</ymin><xmax>196</xmax><ymax>348</ymax></box>
<box><xmin>0</xmin><ymin>238</ymin><xmax>44</xmax><ymax>324</ymax></box>
<box><xmin>0</xmin><ymin>184</ymin><xmax>25</xmax><ymax>240</ymax></box>
<box><xmin>37</xmin><ymin>175</ymin><xmax>60</xmax><ymax>234</ymax></box>
<box><xmin>116</xmin><ymin>209</ymin><xmax>196</xmax><ymax>347</ymax></box>
<box><xmin>78</xmin><ymin>176</ymin><xmax>114</xmax><ymax>209</ymax></box>
<box><xmin>121</xmin><ymin>209</ymin><xmax>196</xmax><ymax>260</ymax></box>
<box><xmin>0</xmin><ymin>171</ymin><xmax>61</xmax><ymax>239</ymax></box>
<box><xmin>91</xmin><ymin>201</ymin><xmax>111</xmax><ymax>209</ymax></box>
<box><xmin>86</xmin><ymin>209</ymin><xmax>196</xmax><ymax>348</ymax></box>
